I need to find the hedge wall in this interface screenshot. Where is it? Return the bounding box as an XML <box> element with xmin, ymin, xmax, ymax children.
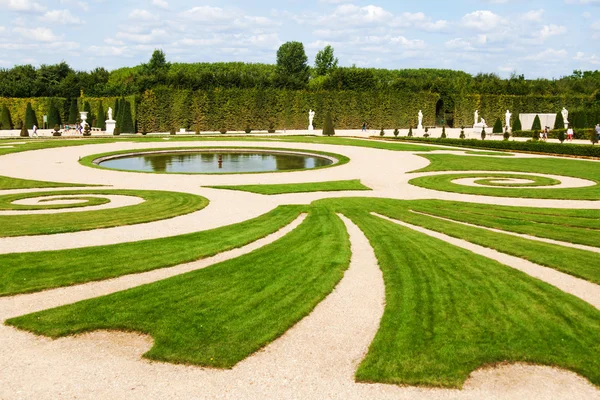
<box><xmin>0</xmin><ymin>97</ymin><xmax>68</xmax><ymax>128</ymax></box>
<box><xmin>80</xmin><ymin>95</ymin><xmax>136</xmax><ymax>128</ymax></box>
<box><xmin>452</xmin><ymin>94</ymin><xmax>591</xmax><ymax>128</ymax></box>
<box><xmin>137</xmin><ymin>88</ymin><xmax>440</xmax><ymax>133</ymax></box>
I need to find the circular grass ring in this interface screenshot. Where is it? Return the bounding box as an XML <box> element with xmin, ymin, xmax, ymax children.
<box><xmin>0</xmin><ymin>189</ymin><xmax>209</xmax><ymax>237</ymax></box>
<box><xmin>470</xmin><ymin>175</ymin><xmax>560</xmax><ymax>188</ymax></box>
<box><xmin>0</xmin><ymin>193</ymin><xmax>111</xmax><ymax>211</ymax></box>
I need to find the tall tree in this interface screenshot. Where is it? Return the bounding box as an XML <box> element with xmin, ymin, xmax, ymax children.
<box><xmin>314</xmin><ymin>45</ymin><xmax>338</xmax><ymax>77</ymax></box>
<box><xmin>67</xmin><ymin>99</ymin><xmax>78</xmax><ymax>124</ymax></box>
<box><xmin>24</xmin><ymin>102</ymin><xmax>38</xmax><ymax>128</ymax></box>
<box><xmin>0</xmin><ymin>105</ymin><xmax>13</xmax><ymax>129</ymax></box>
<box><xmin>95</xmin><ymin>101</ymin><xmax>106</xmax><ymax>130</ymax></box>
<box><xmin>47</xmin><ymin>101</ymin><xmax>61</xmax><ymax>128</ymax></box>
<box><xmin>119</xmin><ymin>100</ymin><xmax>135</xmax><ymax>133</ymax></box>
<box><xmin>275</xmin><ymin>41</ymin><xmax>310</xmax><ymax>89</ymax></box>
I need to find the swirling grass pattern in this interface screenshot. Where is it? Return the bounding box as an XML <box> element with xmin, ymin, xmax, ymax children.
<box><xmin>0</xmin><ymin>189</ymin><xmax>208</xmax><ymax>237</ymax></box>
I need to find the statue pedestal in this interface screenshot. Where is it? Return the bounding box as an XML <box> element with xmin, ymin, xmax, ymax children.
<box><xmin>106</xmin><ymin>120</ymin><xmax>116</xmax><ymax>134</ymax></box>
<box><xmin>417</xmin><ymin>123</ymin><xmax>423</xmax><ymax>130</ymax></box>
<box><xmin>308</xmin><ymin>125</ymin><xmax>314</xmax><ymax>131</ymax></box>
<box><xmin>473</xmin><ymin>123</ymin><xmax>487</xmax><ymax>134</ymax></box>
<box><xmin>564</xmin><ymin>123</ymin><xmax>569</xmax><ymax>129</ymax></box>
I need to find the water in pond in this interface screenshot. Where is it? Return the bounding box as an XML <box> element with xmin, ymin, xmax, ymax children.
<box><xmin>99</xmin><ymin>151</ymin><xmax>333</xmax><ymax>173</ymax></box>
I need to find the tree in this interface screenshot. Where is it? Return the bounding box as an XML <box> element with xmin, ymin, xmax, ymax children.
<box><xmin>24</xmin><ymin>102</ymin><xmax>38</xmax><ymax>128</ymax></box>
<box><xmin>314</xmin><ymin>45</ymin><xmax>338</xmax><ymax>77</ymax></box>
<box><xmin>323</xmin><ymin>111</ymin><xmax>335</xmax><ymax>136</ymax></box>
<box><xmin>20</xmin><ymin>122</ymin><xmax>29</xmax><ymax>137</ymax></box>
<box><xmin>147</xmin><ymin>49</ymin><xmax>170</xmax><ymax>74</ymax></box>
<box><xmin>557</xmin><ymin>129</ymin><xmax>565</xmax><ymax>143</ymax></box>
<box><xmin>512</xmin><ymin>117</ymin><xmax>522</xmax><ymax>132</ymax></box>
<box><xmin>114</xmin><ymin>98</ymin><xmax>122</xmax><ymax>128</ymax></box>
<box><xmin>95</xmin><ymin>101</ymin><xmax>106</xmax><ymax>130</ymax></box>
<box><xmin>481</xmin><ymin>127</ymin><xmax>486</xmax><ymax>140</ymax></box>
<box><xmin>493</xmin><ymin>118</ymin><xmax>502</xmax><ymax>134</ymax></box>
<box><xmin>531</xmin><ymin>114</ymin><xmax>541</xmax><ymax>131</ymax></box>
<box><xmin>120</xmin><ymin>99</ymin><xmax>135</xmax><ymax>133</ymax></box>
<box><xmin>441</xmin><ymin>125</ymin><xmax>446</xmax><ymax>138</ymax></box>
<box><xmin>83</xmin><ymin>101</ymin><xmax>93</xmax><ymax>124</ymax></box>
<box><xmin>275</xmin><ymin>41</ymin><xmax>310</xmax><ymax>89</ymax></box>
<box><xmin>554</xmin><ymin>111</ymin><xmax>564</xmax><ymax>129</ymax></box>
<box><xmin>0</xmin><ymin>105</ymin><xmax>13</xmax><ymax>129</ymax></box>
<box><xmin>47</xmin><ymin>101</ymin><xmax>61</xmax><ymax>128</ymax></box>
<box><xmin>67</xmin><ymin>98</ymin><xmax>78</xmax><ymax>124</ymax></box>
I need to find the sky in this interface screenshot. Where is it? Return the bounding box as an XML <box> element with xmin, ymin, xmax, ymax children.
<box><xmin>0</xmin><ymin>0</ymin><xmax>599</xmax><ymax>78</ymax></box>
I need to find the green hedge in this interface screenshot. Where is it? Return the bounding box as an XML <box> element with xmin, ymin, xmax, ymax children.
<box><xmin>512</xmin><ymin>129</ymin><xmax>594</xmax><ymax>140</ymax></box>
<box><xmin>395</xmin><ymin>137</ymin><xmax>600</xmax><ymax>157</ymax></box>
<box><xmin>137</xmin><ymin>88</ymin><xmax>439</xmax><ymax>133</ymax></box>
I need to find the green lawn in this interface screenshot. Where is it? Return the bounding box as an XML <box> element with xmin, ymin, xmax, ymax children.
<box><xmin>6</xmin><ymin>208</ymin><xmax>351</xmax><ymax>368</ymax></box>
<box><xmin>409</xmin><ymin>154</ymin><xmax>600</xmax><ymax>199</ymax></box>
<box><xmin>208</xmin><ymin>179</ymin><xmax>371</xmax><ymax>195</ymax></box>
<box><xmin>0</xmin><ymin>205</ymin><xmax>303</xmax><ymax>296</ymax></box>
<box><xmin>464</xmin><ymin>151</ymin><xmax>514</xmax><ymax>156</ymax></box>
<box><xmin>0</xmin><ymin>190</ymin><xmax>208</xmax><ymax>237</ymax></box>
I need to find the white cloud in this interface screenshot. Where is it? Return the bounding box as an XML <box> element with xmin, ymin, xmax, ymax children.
<box><xmin>0</xmin><ymin>0</ymin><xmax>46</xmax><ymax>13</ymax></box>
<box><xmin>521</xmin><ymin>9</ymin><xmax>544</xmax><ymax>22</ymax></box>
<box><xmin>535</xmin><ymin>24</ymin><xmax>567</xmax><ymax>41</ymax></box>
<box><xmin>13</xmin><ymin>26</ymin><xmax>59</xmax><ymax>41</ymax></box>
<box><xmin>524</xmin><ymin>48</ymin><xmax>567</xmax><ymax>60</ymax></box>
<box><xmin>117</xmin><ymin>28</ymin><xmax>169</xmax><ymax>44</ymax></box>
<box><xmin>462</xmin><ymin>10</ymin><xmax>505</xmax><ymax>31</ymax></box>
<box><xmin>152</xmin><ymin>0</ymin><xmax>168</xmax><ymax>9</ymax></box>
<box><xmin>43</xmin><ymin>9</ymin><xmax>84</xmax><ymax>25</ymax></box>
<box><xmin>59</xmin><ymin>0</ymin><xmax>88</xmax><ymax>12</ymax></box>
<box><xmin>129</xmin><ymin>9</ymin><xmax>158</xmax><ymax>21</ymax></box>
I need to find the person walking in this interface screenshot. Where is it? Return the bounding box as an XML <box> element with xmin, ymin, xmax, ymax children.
<box><xmin>32</xmin><ymin>124</ymin><xmax>38</xmax><ymax>137</ymax></box>
<box><xmin>567</xmin><ymin>125</ymin><xmax>574</xmax><ymax>142</ymax></box>
<box><xmin>595</xmin><ymin>123</ymin><xmax>600</xmax><ymax>141</ymax></box>
<box><xmin>362</xmin><ymin>122</ymin><xmax>367</xmax><ymax>132</ymax></box>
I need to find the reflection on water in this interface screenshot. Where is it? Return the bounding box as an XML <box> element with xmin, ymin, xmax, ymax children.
<box><xmin>101</xmin><ymin>151</ymin><xmax>333</xmax><ymax>173</ymax></box>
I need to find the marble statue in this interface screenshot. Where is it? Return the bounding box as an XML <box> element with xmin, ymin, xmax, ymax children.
<box><xmin>480</xmin><ymin>118</ymin><xmax>487</xmax><ymax>128</ymax></box>
<box><xmin>474</xmin><ymin>110</ymin><xmax>479</xmax><ymax>125</ymax></box>
<box><xmin>505</xmin><ymin>110</ymin><xmax>511</xmax><ymax>128</ymax></box>
<box><xmin>562</xmin><ymin>107</ymin><xmax>569</xmax><ymax>126</ymax></box>
<box><xmin>308</xmin><ymin>109</ymin><xmax>315</xmax><ymax>131</ymax></box>
<box><xmin>105</xmin><ymin>107</ymin><xmax>116</xmax><ymax>134</ymax></box>
<box><xmin>107</xmin><ymin>107</ymin><xmax>113</xmax><ymax>121</ymax></box>
<box><xmin>417</xmin><ymin>110</ymin><xmax>423</xmax><ymax>130</ymax></box>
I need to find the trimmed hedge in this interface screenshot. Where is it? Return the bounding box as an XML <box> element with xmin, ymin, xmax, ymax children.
<box><xmin>512</xmin><ymin>128</ymin><xmax>594</xmax><ymax>140</ymax></box>
<box><xmin>1</xmin><ymin>105</ymin><xmax>13</xmax><ymax>129</ymax></box>
<box><xmin>395</xmin><ymin>137</ymin><xmax>600</xmax><ymax>157</ymax></box>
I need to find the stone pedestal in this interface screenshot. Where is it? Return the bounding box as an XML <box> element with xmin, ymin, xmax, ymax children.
<box><xmin>106</xmin><ymin>120</ymin><xmax>116</xmax><ymax>135</ymax></box>
<box><xmin>308</xmin><ymin>125</ymin><xmax>314</xmax><ymax>131</ymax></box>
<box><xmin>473</xmin><ymin>123</ymin><xmax>486</xmax><ymax>134</ymax></box>
<box><xmin>417</xmin><ymin>123</ymin><xmax>423</xmax><ymax>130</ymax></box>
<box><xmin>564</xmin><ymin>123</ymin><xmax>569</xmax><ymax>129</ymax></box>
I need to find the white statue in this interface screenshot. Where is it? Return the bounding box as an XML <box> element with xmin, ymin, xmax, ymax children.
<box><xmin>562</xmin><ymin>107</ymin><xmax>569</xmax><ymax>125</ymax></box>
<box><xmin>107</xmin><ymin>107</ymin><xmax>113</xmax><ymax>121</ymax></box>
<box><xmin>308</xmin><ymin>109</ymin><xmax>315</xmax><ymax>131</ymax></box>
<box><xmin>417</xmin><ymin>110</ymin><xmax>423</xmax><ymax>130</ymax></box>
<box><xmin>505</xmin><ymin>110</ymin><xmax>511</xmax><ymax>128</ymax></box>
<box><xmin>474</xmin><ymin>110</ymin><xmax>479</xmax><ymax>125</ymax></box>
<box><xmin>480</xmin><ymin>118</ymin><xmax>487</xmax><ymax>128</ymax></box>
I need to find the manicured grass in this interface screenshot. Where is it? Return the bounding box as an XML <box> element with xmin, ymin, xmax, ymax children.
<box><xmin>0</xmin><ymin>192</ymin><xmax>110</xmax><ymax>210</ymax></box>
<box><xmin>276</xmin><ymin>135</ymin><xmax>448</xmax><ymax>151</ymax></box>
<box><xmin>410</xmin><ymin>154</ymin><xmax>600</xmax><ymax>199</ymax></box>
<box><xmin>0</xmin><ymin>205</ymin><xmax>303</xmax><ymax>296</ymax></box>
<box><xmin>6</xmin><ymin>208</ymin><xmax>351</xmax><ymax>368</ymax></box>
<box><xmin>471</xmin><ymin>175</ymin><xmax>560</xmax><ymax>187</ymax></box>
<box><xmin>0</xmin><ymin>175</ymin><xmax>92</xmax><ymax>190</ymax></box>
<box><xmin>343</xmin><ymin>211</ymin><xmax>600</xmax><ymax>388</ymax></box>
<box><xmin>464</xmin><ymin>151</ymin><xmax>514</xmax><ymax>156</ymax></box>
<box><xmin>0</xmin><ymin>190</ymin><xmax>208</xmax><ymax>237</ymax></box>
<box><xmin>208</xmin><ymin>179</ymin><xmax>371</xmax><ymax>195</ymax></box>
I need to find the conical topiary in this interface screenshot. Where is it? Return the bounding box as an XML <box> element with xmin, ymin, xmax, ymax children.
<box><xmin>1</xmin><ymin>105</ymin><xmax>13</xmax><ymax>129</ymax></box>
<box><xmin>83</xmin><ymin>101</ymin><xmax>93</xmax><ymax>125</ymax></box>
<box><xmin>47</xmin><ymin>101</ymin><xmax>61</xmax><ymax>128</ymax></box>
<box><xmin>24</xmin><ymin>102</ymin><xmax>38</xmax><ymax>129</ymax></box>
<box><xmin>323</xmin><ymin>111</ymin><xmax>335</xmax><ymax>136</ymax></box>
<box><xmin>96</xmin><ymin>102</ymin><xmax>106</xmax><ymax>130</ymax></box>
<box><xmin>493</xmin><ymin>118</ymin><xmax>502</xmax><ymax>134</ymax></box>
<box><xmin>554</xmin><ymin>111</ymin><xmax>564</xmax><ymax>129</ymax></box>
<box><xmin>512</xmin><ymin>117</ymin><xmax>522</xmax><ymax>132</ymax></box>
<box><xmin>120</xmin><ymin>100</ymin><xmax>135</xmax><ymax>133</ymax></box>
<box><xmin>67</xmin><ymin>99</ymin><xmax>78</xmax><ymax>124</ymax></box>
<box><xmin>481</xmin><ymin>127</ymin><xmax>486</xmax><ymax>140</ymax></box>
<box><xmin>20</xmin><ymin>122</ymin><xmax>29</xmax><ymax>137</ymax></box>
<box><xmin>531</xmin><ymin>114</ymin><xmax>542</xmax><ymax>131</ymax></box>
<box><xmin>408</xmin><ymin>126</ymin><xmax>413</xmax><ymax>137</ymax></box>
<box><xmin>441</xmin><ymin>125</ymin><xmax>447</xmax><ymax>138</ymax></box>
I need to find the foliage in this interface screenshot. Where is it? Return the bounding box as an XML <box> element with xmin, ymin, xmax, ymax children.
<box><xmin>408</xmin><ymin>126</ymin><xmax>413</xmax><ymax>137</ymax></box>
<box><xmin>591</xmin><ymin>130</ymin><xmax>599</xmax><ymax>145</ymax></box>
<box><xmin>67</xmin><ymin>98</ymin><xmax>78</xmax><ymax>124</ymax></box>
<box><xmin>24</xmin><ymin>102</ymin><xmax>38</xmax><ymax>128</ymax></box>
<box><xmin>95</xmin><ymin>101</ymin><xmax>105</xmax><ymax>130</ymax></box>
<box><xmin>493</xmin><ymin>118</ymin><xmax>502</xmax><ymax>133</ymax></box>
<box><xmin>52</xmin><ymin>124</ymin><xmax>61</xmax><ymax>136</ymax></box>
<box><xmin>1</xmin><ymin>104</ymin><xmax>13</xmax><ymax>129</ymax></box>
<box><xmin>393</xmin><ymin>128</ymin><xmax>399</xmax><ymax>137</ymax></box>
<box><xmin>314</xmin><ymin>45</ymin><xmax>338</xmax><ymax>77</ymax></box>
<box><xmin>47</xmin><ymin>101</ymin><xmax>61</xmax><ymax>128</ymax></box>
<box><xmin>532</xmin><ymin>114</ymin><xmax>542</xmax><ymax>131</ymax></box>
<box><xmin>275</xmin><ymin>41</ymin><xmax>310</xmax><ymax>89</ymax></box>
<box><xmin>459</xmin><ymin>128</ymin><xmax>465</xmax><ymax>139</ymax></box>
<box><xmin>503</xmin><ymin>130</ymin><xmax>510</xmax><ymax>141</ymax></box>
<box><xmin>113</xmin><ymin>126</ymin><xmax>120</xmax><ymax>136</ymax></box>
<box><xmin>245</xmin><ymin>126</ymin><xmax>251</xmax><ymax>134</ymax></box>
<box><xmin>512</xmin><ymin>116</ymin><xmax>522</xmax><ymax>132</ymax></box>
<box><xmin>554</xmin><ymin>111</ymin><xmax>564</xmax><ymax>129</ymax></box>
<box><xmin>380</xmin><ymin>128</ymin><xmax>385</xmax><ymax>136</ymax></box>
<box><xmin>441</xmin><ymin>125</ymin><xmax>446</xmax><ymax>138</ymax></box>
<box><xmin>323</xmin><ymin>110</ymin><xmax>335</xmax><ymax>136</ymax></box>
<box><xmin>20</xmin><ymin>123</ymin><xmax>28</xmax><ymax>137</ymax></box>
<box><xmin>532</xmin><ymin>130</ymin><xmax>539</xmax><ymax>140</ymax></box>
<box><xmin>119</xmin><ymin>99</ymin><xmax>135</xmax><ymax>133</ymax></box>
<box><xmin>558</xmin><ymin>129</ymin><xmax>565</xmax><ymax>143</ymax></box>
<box><xmin>481</xmin><ymin>127</ymin><xmax>486</xmax><ymax>140</ymax></box>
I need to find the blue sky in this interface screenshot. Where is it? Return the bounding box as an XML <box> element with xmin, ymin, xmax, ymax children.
<box><xmin>0</xmin><ymin>0</ymin><xmax>598</xmax><ymax>78</ymax></box>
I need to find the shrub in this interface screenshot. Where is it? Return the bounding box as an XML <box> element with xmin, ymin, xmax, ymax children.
<box><xmin>83</xmin><ymin>124</ymin><xmax>91</xmax><ymax>137</ymax></box>
<box><xmin>83</xmin><ymin>101</ymin><xmax>93</xmax><ymax>124</ymax></box>
<box><xmin>503</xmin><ymin>130</ymin><xmax>510</xmax><ymax>141</ymax></box>
<box><xmin>380</xmin><ymin>127</ymin><xmax>385</xmax><ymax>136</ymax></box>
<box><xmin>393</xmin><ymin>128</ymin><xmax>399</xmax><ymax>137</ymax></box>
<box><xmin>557</xmin><ymin>129</ymin><xmax>565</xmax><ymax>143</ymax></box>
<box><xmin>554</xmin><ymin>111</ymin><xmax>564</xmax><ymax>129</ymax></box>
<box><xmin>219</xmin><ymin>128</ymin><xmax>227</xmax><ymax>134</ymax></box>
<box><xmin>141</xmin><ymin>126</ymin><xmax>148</xmax><ymax>136</ymax></box>
<box><xmin>408</xmin><ymin>126</ymin><xmax>413</xmax><ymax>137</ymax></box>
<box><xmin>512</xmin><ymin>117</ymin><xmax>522</xmax><ymax>132</ymax></box>
<box><xmin>591</xmin><ymin>131</ymin><xmax>599</xmax><ymax>145</ymax></box>
<box><xmin>20</xmin><ymin>123</ymin><xmax>29</xmax><ymax>137</ymax></box>
<box><xmin>323</xmin><ymin>111</ymin><xmax>335</xmax><ymax>136</ymax></box>
<box><xmin>532</xmin><ymin>130</ymin><xmax>539</xmax><ymax>141</ymax></box>
<box><xmin>493</xmin><ymin>118</ymin><xmax>502</xmax><ymax>134</ymax></box>
<box><xmin>24</xmin><ymin>102</ymin><xmax>38</xmax><ymax>129</ymax></box>
<box><xmin>47</xmin><ymin>102</ymin><xmax>61</xmax><ymax>128</ymax></box>
<box><xmin>531</xmin><ymin>114</ymin><xmax>542</xmax><ymax>131</ymax></box>
<box><xmin>113</xmin><ymin>126</ymin><xmax>121</xmax><ymax>136</ymax></box>
<box><xmin>170</xmin><ymin>126</ymin><xmax>176</xmax><ymax>135</ymax></box>
<box><xmin>95</xmin><ymin>102</ymin><xmax>106</xmax><ymax>130</ymax></box>
<box><xmin>119</xmin><ymin>100</ymin><xmax>135</xmax><ymax>133</ymax></box>
<box><xmin>1</xmin><ymin>105</ymin><xmax>13</xmax><ymax>129</ymax></box>
<box><xmin>441</xmin><ymin>125</ymin><xmax>447</xmax><ymax>139</ymax></box>
<box><xmin>267</xmin><ymin>121</ymin><xmax>275</xmax><ymax>133</ymax></box>
<box><xmin>52</xmin><ymin>124</ymin><xmax>62</xmax><ymax>137</ymax></box>
<box><xmin>481</xmin><ymin>128</ymin><xmax>486</xmax><ymax>140</ymax></box>
<box><xmin>67</xmin><ymin>99</ymin><xmax>78</xmax><ymax>124</ymax></box>
<box><xmin>459</xmin><ymin>127</ymin><xmax>465</xmax><ymax>139</ymax></box>
<box><xmin>245</xmin><ymin>126</ymin><xmax>252</xmax><ymax>134</ymax></box>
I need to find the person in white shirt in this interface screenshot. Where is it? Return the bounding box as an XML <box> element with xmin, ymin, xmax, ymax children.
<box><xmin>567</xmin><ymin>126</ymin><xmax>574</xmax><ymax>142</ymax></box>
<box><xmin>32</xmin><ymin>124</ymin><xmax>38</xmax><ymax>137</ymax></box>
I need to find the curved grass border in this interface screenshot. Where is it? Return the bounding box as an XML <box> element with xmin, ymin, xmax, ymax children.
<box><xmin>0</xmin><ymin>189</ymin><xmax>208</xmax><ymax>237</ymax></box>
<box><xmin>0</xmin><ymin>193</ymin><xmax>110</xmax><ymax>210</ymax></box>
<box><xmin>207</xmin><ymin>179</ymin><xmax>371</xmax><ymax>195</ymax></box>
<box><xmin>79</xmin><ymin>146</ymin><xmax>350</xmax><ymax>175</ymax></box>
<box><xmin>472</xmin><ymin>175</ymin><xmax>560</xmax><ymax>187</ymax></box>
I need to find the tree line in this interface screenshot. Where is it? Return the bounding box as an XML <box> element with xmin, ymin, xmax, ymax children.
<box><xmin>1</xmin><ymin>43</ymin><xmax>599</xmax><ymax>99</ymax></box>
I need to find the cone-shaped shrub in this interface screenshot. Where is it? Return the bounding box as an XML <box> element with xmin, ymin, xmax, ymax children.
<box><xmin>114</xmin><ymin>98</ymin><xmax>121</xmax><ymax>127</ymax></box>
<box><xmin>0</xmin><ymin>105</ymin><xmax>13</xmax><ymax>129</ymax></box>
<box><xmin>95</xmin><ymin>102</ymin><xmax>106</xmax><ymax>130</ymax></box>
<box><xmin>531</xmin><ymin>114</ymin><xmax>542</xmax><ymax>131</ymax></box>
<box><xmin>380</xmin><ymin>127</ymin><xmax>385</xmax><ymax>136</ymax></box>
<box><xmin>393</xmin><ymin>128</ymin><xmax>399</xmax><ymax>137</ymax></box>
<box><xmin>481</xmin><ymin>127</ymin><xmax>486</xmax><ymax>140</ymax></box>
<box><xmin>83</xmin><ymin>101</ymin><xmax>93</xmax><ymax>124</ymax></box>
<box><xmin>20</xmin><ymin>122</ymin><xmax>29</xmax><ymax>137</ymax></box>
<box><xmin>408</xmin><ymin>126</ymin><xmax>413</xmax><ymax>137</ymax></box>
<box><xmin>323</xmin><ymin>111</ymin><xmax>335</xmax><ymax>136</ymax></box>
<box><xmin>512</xmin><ymin>117</ymin><xmax>522</xmax><ymax>132</ymax></box>
<box><xmin>554</xmin><ymin>111</ymin><xmax>564</xmax><ymax>129</ymax></box>
<box><xmin>119</xmin><ymin>100</ymin><xmax>135</xmax><ymax>133</ymax></box>
<box><xmin>47</xmin><ymin>102</ymin><xmax>61</xmax><ymax>128</ymax></box>
<box><xmin>67</xmin><ymin>99</ymin><xmax>78</xmax><ymax>124</ymax></box>
<box><xmin>24</xmin><ymin>102</ymin><xmax>38</xmax><ymax>129</ymax></box>
<box><xmin>441</xmin><ymin>125</ymin><xmax>447</xmax><ymax>138</ymax></box>
<box><xmin>460</xmin><ymin>127</ymin><xmax>465</xmax><ymax>139</ymax></box>
<box><xmin>493</xmin><ymin>118</ymin><xmax>502</xmax><ymax>134</ymax></box>
<box><xmin>558</xmin><ymin>129</ymin><xmax>565</xmax><ymax>143</ymax></box>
